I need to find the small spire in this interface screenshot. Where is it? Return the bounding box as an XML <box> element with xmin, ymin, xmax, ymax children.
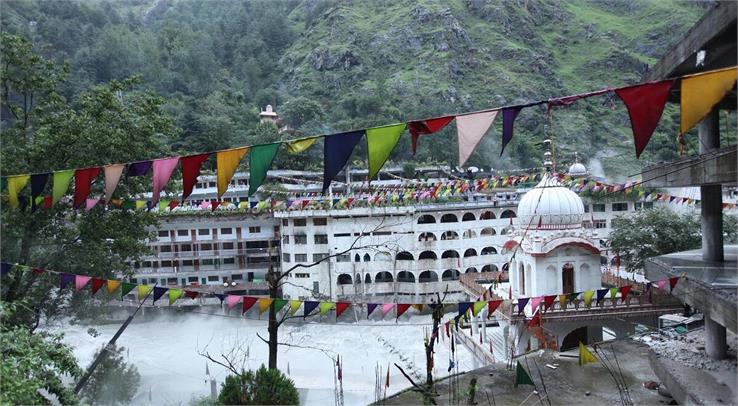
<box><xmin>542</xmin><ymin>139</ymin><xmax>553</xmax><ymax>172</ymax></box>
<box><xmin>574</xmin><ymin>151</ymin><xmax>579</xmax><ymax>164</ymax></box>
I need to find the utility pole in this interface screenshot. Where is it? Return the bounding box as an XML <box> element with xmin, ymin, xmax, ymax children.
<box><xmin>74</xmin><ymin>286</ymin><xmax>155</xmax><ymax>394</ymax></box>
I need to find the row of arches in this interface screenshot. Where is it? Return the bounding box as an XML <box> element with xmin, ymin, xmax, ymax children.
<box><xmin>396</xmin><ymin>247</ymin><xmax>499</xmax><ymax>261</ymax></box>
<box><xmin>417</xmin><ymin>210</ymin><xmax>516</xmax><ymax>224</ymax></box>
<box><xmin>417</xmin><ymin>227</ymin><xmax>513</xmax><ymax>242</ymax></box>
<box><xmin>337</xmin><ymin>265</ymin><xmax>503</xmax><ymax>285</ymax></box>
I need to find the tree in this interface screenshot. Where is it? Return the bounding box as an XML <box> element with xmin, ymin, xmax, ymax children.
<box><xmin>217</xmin><ymin>365</ymin><xmax>299</xmax><ymax>406</ymax></box>
<box><xmin>79</xmin><ymin>343</ymin><xmax>141</xmax><ymax>405</ymax></box>
<box><xmin>279</xmin><ymin>96</ymin><xmax>325</xmax><ymax>129</ymax></box>
<box><xmin>0</xmin><ymin>303</ymin><xmax>81</xmax><ymax>405</ymax></box>
<box><xmin>607</xmin><ymin>208</ymin><xmax>703</xmax><ymax>273</ymax></box>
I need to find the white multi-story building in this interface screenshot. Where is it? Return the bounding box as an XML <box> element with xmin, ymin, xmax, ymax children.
<box><xmin>129</xmin><ymin>162</ymin><xmax>692</xmax><ymax>298</ymax></box>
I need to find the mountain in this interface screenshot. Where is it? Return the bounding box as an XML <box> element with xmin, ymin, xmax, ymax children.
<box><xmin>0</xmin><ymin>0</ymin><xmax>711</xmax><ymax>178</ymax></box>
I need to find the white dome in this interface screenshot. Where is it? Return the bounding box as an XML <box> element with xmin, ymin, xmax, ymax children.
<box><xmin>517</xmin><ymin>172</ymin><xmax>584</xmax><ymax>229</ymax></box>
<box><xmin>568</xmin><ymin>162</ymin><xmax>587</xmax><ymax>176</ymax></box>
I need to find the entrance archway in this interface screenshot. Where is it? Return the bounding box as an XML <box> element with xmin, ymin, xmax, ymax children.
<box><xmin>562</xmin><ymin>263</ymin><xmax>574</xmax><ymax>294</ymax></box>
<box><xmin>561</xmin><ymin>326</ymin><xmax>587</xmax><ymax>351</ymax></box>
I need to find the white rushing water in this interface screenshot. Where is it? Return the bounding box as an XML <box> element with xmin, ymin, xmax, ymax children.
<box><xmin>51</xmin><ymin>311</ymin><xmax>476</xmax><ymax>405</ymax></box>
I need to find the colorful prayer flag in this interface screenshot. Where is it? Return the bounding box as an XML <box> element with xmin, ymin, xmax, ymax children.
<box><xmin>514</xmin><ymin>361</ymin><xmax>534</xmax><ymax>387</ymax></box>
<box><xmin>249</xmin><ymin>143</ymin><xmax>281</xmax><ymax>196</ymax></box>
<box><xmin>456</xmin><ymin>110</ymin><xmax>498</xmax><ymax>166</ymax></box>
<box><xmin>500</xmin><ymin>107</ymin><xmax>522</xmax><ymax>156</ymax></box>
<box><xmin>366</xmin><ymin>123</ymin><xmax>406</xmax><ymax>180</ymax></box>
<box><xmin>181</xmin><ymin>153</ymin><xmax>210</xmax><ymax>201</ymax></box>
<box><xmin>322</xmin><ymin>130</ymin><xmax>365</xmax><ymax>192</ymax></box>
<box><xmin>615</xmin><ymin>80</ymin><xmax>674</xmax><ymax>157</ymax></box>
<box><xmin>579</xmin><ymin>342</ymin><xmax>598</xmax><ymax>365</ymax></box>
<box><xmin>52</xmin><ymin>170</ymin><xmax>74</xmax><ymax>205</ymax></box>
<box><xmin>286</xmin><ymin>136</ymin><xmax>318</xmax><ymax>154</ymax></box>
<box><xmin>6</xmin><ymin>175</ymin><xmax>30</xmax><ymax>209</ymax></box>
<box><xmin>408</xmin><ymin>116</ymin><xmax>455</xmax><ymax>154</ymax></box>
<box><xmin>151</xmin><ymin>157</ymin><xmax>180</xmax><ymax>204</ymax></box>
<box><xmin>681</xmin><ymin>68</ymin><xmax>738</xmax><ymax>135</ymax></box>
<box><xmin>75</xmin><ymin>275</ymin><xmax>91</xmax><ymax>292</ymax></box>
<box><xmin>103</xmin><ymin>164</ymin><xmax>125</xmax><ymax>202</ymax></box>
<box><xmin>73</xmin><ymin>168</ymin><xmax>101</xmax><ymax>209</ymax></box>
<box><xmin>216</xmin><ymin>147</ymin><xmax>249</xmax><ymax>197</ymax></box>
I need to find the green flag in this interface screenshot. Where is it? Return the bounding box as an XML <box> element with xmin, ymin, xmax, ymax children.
<box><xmin>168</xmin><ymin>288</ymin><xmax>183</xmax><ymax>305</ymax></box>
<box><xmin>121</xmin><ymin>282</ymin><xmax>136</xmax><ymax>298</ymax></box>
<box><xmin>273</xmin><ymin>299</ymin><xmax>288</xmax><ymax>313</ymax></box>
<box><xmin>366</xmin><ymin>123</ymin><xmax>406</xmax><ymax>180</ymax></box>
<box><xmin>609</xmin><ymin>287</ymin><xmax>618</xmax><ymax>299</ymax></box>
<box><xmin>248</xmin><ymin>143</ymin><xmax>281</xmax><ymax>196</ymax></box>
<box><xmin>514</xmin><ymin>361</ymin><xmax>534</xmax><ymax>388</ymax></box>
<box><xmin>52</xmin><ymin>170</ymin><xmax>74</xmax><ymax>205</ymax></box>
<box><xmin>319</xmin><ymin>301</ymin><xmax>334</xmax><ymax>316</ymax></box>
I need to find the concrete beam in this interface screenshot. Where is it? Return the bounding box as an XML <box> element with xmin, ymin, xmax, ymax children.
<box><xmin>639</xmin><ymin>145</ymin><xmax>736</xmax><ymax>187</ymax></box>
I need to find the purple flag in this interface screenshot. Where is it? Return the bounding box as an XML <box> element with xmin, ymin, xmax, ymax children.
<box><xmin>60</xmin><ymin>273</ymin><xmax>75</xmax><ymax>290</ymax></box>
<box><xmin>304</xmin><ymin>301</ymin><xmax>320</xmax><ymax>317</ymax></box>
<box><xmin>367</xmin><ymin>303</ymin><xmax>379</xmax><ymax>318</ymax></box>
<box><xmin>127</xmin><ymin>161</ymin><xmax>153</xmax><ymax>177</ymax></box>
<box><xmin>517</xmin><ymin>297</ymin><xmax>530</xmax><ymax>315</ymax></box>
<box><xmin>458</xmin><ymin>302</ymin><xmax>472</xmax><ymax>317</ymax></box>
<box><xmin>500</xmin><ymin>107</ymin><xmax>522</xmax><ymax>156</ymax></box>
<box><xmin>153</xmin><ymin>286</ymin><xmax>168</xmax><ymax>304</ymax></box>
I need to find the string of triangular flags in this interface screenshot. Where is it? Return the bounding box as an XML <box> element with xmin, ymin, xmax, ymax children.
<box><xmin>1</xmin><ymin>262</ymin><xmax>682</xmax><ymax>324</ymax></box>
<box><xmin>3</xmin><ymin>67</ymin><xmax>735</xmax><ymax>210</ymax></box>
<box><xmin>9</xmin><ymin>167</ymin><xmax>732</xmax><ymax>214</ymax></box>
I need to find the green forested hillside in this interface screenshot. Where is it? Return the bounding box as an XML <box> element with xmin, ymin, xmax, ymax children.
<box><xmin>1</xmin><ymin>0</ymin><xmax>714</xmax><ymax>178</ymax></box>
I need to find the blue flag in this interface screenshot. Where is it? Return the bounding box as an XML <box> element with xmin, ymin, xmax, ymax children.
<box><xmin>322</xmin><ymin>130</ymin><xmax>365</xmax><ymax>192</ymax></box>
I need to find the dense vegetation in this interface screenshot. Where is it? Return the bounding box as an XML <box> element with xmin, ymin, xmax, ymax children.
<box><xmin>2</xmin><ymin>0</ymin><xmax>726</xmax><ymax>178</ymax></box>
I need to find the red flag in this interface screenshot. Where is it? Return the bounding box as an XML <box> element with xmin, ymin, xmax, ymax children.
<box><xmin>487</xmin><ymin>300</ymin><xmax>503</xmax><ymax>318</ymax></box>
<box><xmin>43</xmin><ymin>196</ymin><xmax>53</xmax><ymax>210</ymax></box>
<box><xmin>211</xmin><ymin>201</ymin><xmax>221</xmax><ymax>211</ymax></box>
<box><xmin>181</xmin><ymin>153</ymin><xmax>210</xmax><ymax>201</ymax></box>
<box><xmin>527</xmin><ymin>311</ymin><xmax>541</xmax><ymax>328</ymax></box>
<box><xmin>242</xmin><ymin>296</ymin><xmax>258</xmax><ymax>314</ymax></box>
<box><xmin>90</xmin><ymin>278</ymin><xmax>106</xmax><ymax>295</ymax></box>
<box><xmin>615</xmin><ymin>80</ymin><xmax>674</xmax><ymax>158</ymax></box>
<box><xmin>74</xmin><ymin>167</ymin><xmax>101</xmax><ymax>208</ymax></box>
<box><xmin>620</xmin><ymin>285</ymin><xmax>632</xmax><ymax>303</ymax></box>
<box><xmin>669</xmin><ymin>277</ymin><xmax>680</xmax><ymax>292</ymax></box>
<box><xmin>408</xmin><ymin>116</ymin><xmax>455</xmax><ymax>154</ymax></box>
<box><xmin>184</xmin><ymin>290</ymin><xmax>199</xmax><ymax>299</ymax></box>
<box><xmin>335</xmin><ymin>302</ymin><xmax>351</xmax><ymax>318</ymax></box>
<box><xmin>396</xmin><ymin>303</ymin><xmax>411</xmax><ymax>319</ymax></box>
<box><xmin>168</xmin><ymin>200</ymin><xmax>179</xmax><ymax>210</ymax></box>
<box><xmin>32</xmin><ymin>268</ymin><xmax>45</xmax><ymax>275</ymax></box>
<box><xmin>445</xmin><ymin>321</ymin><xmax>450</xmax><ymax>337</ymax></box>
<box><xmin>543</xmin><ymin>295</ymin><xmax>556</xmax><ymax>311</ymax></box>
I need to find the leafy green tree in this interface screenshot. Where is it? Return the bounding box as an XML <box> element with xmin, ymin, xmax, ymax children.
<box><xmin>0</xmin><ymin>303</ymin><xmax>81</xmax><ymax>405</ymax></box>
<box><xmin>80</xmin><ymin>343</ymin><xmax>141</xmax><ymax>406</ymax></box>
<box><xmin>608</xmin><ymin>208</ymin><xmax>738</xmax><ymax>273</ymax></box>
<box><xmin>279</xmin><ymin>96</ymin><xmax>325</xmax><ymax>129</ymax></box>
<box><xmin>218</xmin><ymin>366</ymin><xmax>299</xmax><ymax>405</ymax></box>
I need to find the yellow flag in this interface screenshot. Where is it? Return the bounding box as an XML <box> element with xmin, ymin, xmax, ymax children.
<box><xmin>285</xmin><ymin>137</ymin><xmax>318</xmax><ymax>154</ymax></box>
<box><xmin>681</xmin><ymin>68</ymin><xmax>737</xmax><ymax>135</ymax></box>
<box><xmin>135</xmin><ymin>200</ymin><xmax>147</xmax><ymax>210</ymax></box>
<box><xmin>412</xmin><ymin>304</ymin><xmax>425</xmax><ymax>312</ymax></box>
<box><xmin>6</xmin><ymin>175</ymin><xmax>30</xmax><ymax>208</ymax></box>
<box><xmin>216</xmin><ymin>147</ymin><xmax>249</xmax><ymax>197</ymax></box>
<box><xmin>579</xmin><ymin>342</ymin><xmax>598</xmax><ymax>365</ymax></box>
<box><xmin>138</xmin><ymin>284</ymin><xmax>153</xmax><ymax>300</ymax></box>
<box><xmin>257</xmin><ymin>298</ymin><xmax>273</xmax><ymax>315</ymax></box>
<box><xmin>288</xmin><ymin>300</ymin><xmax>302</xmax><ymax>316</ymax></box>
<box><xmin>582</xmin><ymin>290</ymin><xmax>595</xmax><ymax>307</ymax></box>
<box><xmin>558</xmin><ymin>294</ymin><xmax>568</xmax><ymax>308</ymax></box>
<box><xmin>106</xmin><ymin>280</ymin><xmax>121</xmax><ymax>294</ymax></box>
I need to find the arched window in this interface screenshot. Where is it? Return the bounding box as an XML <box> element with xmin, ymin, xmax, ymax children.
<box><xmin>500</xmin><ymin>226</ymin><xmax>513</xmax><ymax>235</ymax></box>
<box><xmin>418</xmin><ymin>232</ymin><xmax>437</xmax><ymax>242</ymax></box>
<box><xmin>364</xmin><ymin>274</ymin><xmax>372</xmax><ymax>284</ymax></box>
<box><xmin>464</xmin><ymin>248</ymin><xmax>478</xmax><ymax>257</ymax></box>
<box><xmin>337</xmin><ymin>274</ymin><xmax>353</xmax><ymax>285</ymax></box>
<box><xmin>397</xmin><ymin>271</ymin><xmax>415</xmax><ymax>283</ymax></box>
<box><xmin>480</xmin><ymin>227</ymin><xmax>496</xmax><ymax>236</ymax></box>
<box><xmin>355</xmin><ymin>275</ymin><xmax>362</xmax><ymax>284</ymax></box>
<box><xmin>354</xmin><ymin>254</ymin><xmax>361</xmax><ymax>262</ymax></box>
<box><xmin>462</xmin><ymin>213</ymin><xmax>476</xmax><ymax>222</ymax></box>
<box><xmin>481</xmin><ymin>246</ymin><xmax>498</xmax><ymax>255</ymax></box>
<box><xmin>463</xmin><ymin>230</ymin><xmax>477</xmax><ymax>239</ymax></box>
<box><xmin>363</xmin><ymin>253</ymin><xmax>371</xmax><ymax>262</ymax></box>
<box><xmin>480</xmin><ymin>211</ymin><xmax>496</xmax><ymax>220</ymax></box>
<box><xmin>502</xmin><ymin>263</ymin><xmax>510</xmax><ymax>272</ymax></box>
<box><xmin>441</xmin><ymin>214</ymin><xmax>458</xmax><ymax>223</ymax></box>
<box><xmin>375</xmin><ymin>252</ymin><xmax>391</xmax><ymax>261</ymax></box>
<box><xmin>396</xmin><ymin>251</ymin><xmax>414</xmax><ymax>261</ymax></box>
<box><xmin>465</xmin><ymin>267</ymin><xmax>478</xmax><ymax>273</ymax></box>
<box><xmin>500</xmin><ymin>210</ymin><xmax>517</xmax><ymax>219</ymax></box>
<box><xmin>418</xmin><ymin>214</ymin><xmax>436</xmax><ymax>224</ymax></box>
<box><xmin>442</xmin><ymin>269</ymin><xmax>460</xmax><ymax>281</ymax></box>
<box><xmin>441</xmin><ymin>231</ymin><xmax>459</xmax><ymax>240</ymax></box>
<box><xmin>481</xmin><ymin>264</ymin><xmax>499</xmax><ymax>273</ymax></box>
<box><xmin>441</xmin><ymin>250</ymin><xmax>459</xmax><ymax>259</ymax></box>
<box><xmin>419</xmin><ymin>251</ymin><xmax>437</xmax><ymax>260</ymax></box>
<box><xmin>418</xmin><ymin>271</ymin><xmax>438</xmax><ymax>282</ymax></box>
<box><xmin>375</xmin><ymin>271</ymin><xmax>393</xmax><ymax>282</ymax></box>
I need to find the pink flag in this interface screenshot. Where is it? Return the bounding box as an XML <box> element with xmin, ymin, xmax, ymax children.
<box><xmin>380</xmin><ymin>303</ymin><xmax>394</xmax><ymax>318</ymax></box>
<box><xmin>530</xmin><ymin>296</ymin><xmax>543</xmax><ymax>312</ymax></box>
<box><xmin>75</xmin><ymin>275</ymin><xmax>92</xmax><ymax>292</ymax></box>
<box><xmin>103</xmin><ymin>164</ymin><xmax>125</xmax><ymax>202</ymax></box>
<box><xmin>200</xmin><ymin>201</ymin><xmax>211</xmax><ymax>210</ymax></box>
<box><xmin>456</xmin><ymin>111</ymin><xmax>498</xmax><ymax>167</ymax></box>
<box><xmin>85</xmin><ymin>198</ymin><xmax>100</xmax><ymax>211</ymax></box>
<box><xmin>656</xmin><ymin>279</ymin><xmax>668</xmax><ymax>290</ymax></box>
<box><xmin>225</xmin><ymin>295</ymin><xmax>241</xmax><ymax>310</ymax></box>
<box><xmin>152</xmin><ymin>157</ymin><xmax>180</xmax><ymax>204</ymax></box>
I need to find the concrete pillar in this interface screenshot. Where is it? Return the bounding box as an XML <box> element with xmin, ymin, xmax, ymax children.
<box><xmin>698</xmin><ymin>109</ymin><xmax>723</xmax><ymax>262</ymax></box>
<box><xmin>705</xmin><ymin>316</ymin><xmax>727</xmax><ymax>360</ymax></box>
